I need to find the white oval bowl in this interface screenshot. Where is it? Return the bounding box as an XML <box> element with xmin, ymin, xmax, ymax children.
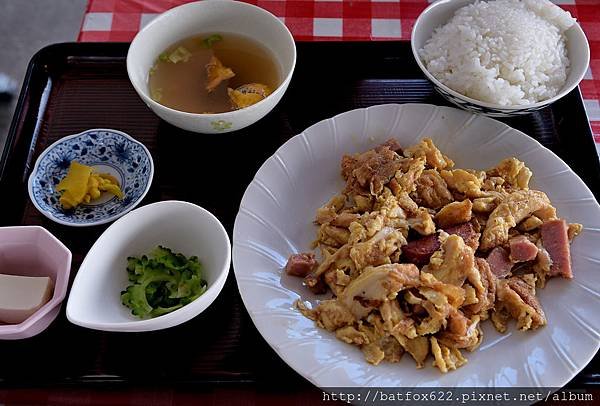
<box><xmin>233</xmin><ymin>103</ymin><xmax>600</xmax><ymax>388</ymax></box>
<box><xmin>411</xmin><ymin>0</ymin><xmax>590</xmax><ymax>117</ymax></box>
<box><xmin>127</xmin><ymin>0</ymin><xmax>296</xmax><ymax>133</ymax></box>
<box><xmin>67</xmin><ymin>200</ymin><xmax>231</xmax><ymax>332</ymax></box>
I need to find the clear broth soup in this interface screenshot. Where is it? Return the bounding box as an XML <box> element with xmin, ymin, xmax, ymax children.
<box><xmin>148</xmin><ymin>33</ymin><xmax>280</xmax><ymax>114</ymax></box>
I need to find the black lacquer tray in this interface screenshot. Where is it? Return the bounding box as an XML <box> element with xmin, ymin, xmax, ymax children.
<box><xmin>0</xmin><ymin>42</ymin><xmax>598</xmax><ymax>389</ymax></box>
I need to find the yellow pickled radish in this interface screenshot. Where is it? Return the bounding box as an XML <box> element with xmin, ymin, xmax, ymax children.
<box><xmin>55</xmin><ymin>161</ymin><xmax>124</xmax><ymax>209</ymax></box>
<box><xmin>55</xmin><ymin>161</ymin><xmax>93</xmax><ymax>209</ymax></box>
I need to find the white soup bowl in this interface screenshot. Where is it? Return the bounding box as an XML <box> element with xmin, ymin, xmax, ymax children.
<box><xmin>127</xmin><ymin>0</ymin><xmax>296</xmax><ymax>133</ymax></box>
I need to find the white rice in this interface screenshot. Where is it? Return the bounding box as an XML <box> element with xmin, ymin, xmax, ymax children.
<box><xmin>419</xmin><ymin>0</ymin><xmax>576</xmax><ymax>106</ymax></box>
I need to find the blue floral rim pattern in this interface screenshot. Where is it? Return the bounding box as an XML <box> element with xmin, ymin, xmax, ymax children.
<box><xmin>28</xmin><ymin>129</ymin><xmax>153</xmax><ymax>226</ymax></box>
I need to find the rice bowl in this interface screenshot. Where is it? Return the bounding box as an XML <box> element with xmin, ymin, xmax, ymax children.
<box><xmin>419</xmin><ymin>0</ymin><xmax>575</xmax><ymax>106</ymax></box>
<box><xmin>411</xmin><ymin>0</ymin><xmax>589</xmax><ymax>117</ymax></box>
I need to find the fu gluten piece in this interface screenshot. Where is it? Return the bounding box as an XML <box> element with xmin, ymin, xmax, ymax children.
<box><xmin>285</xmin><ymin>138</ymin><xmax>581</xmax><ymax>373</ymax></box>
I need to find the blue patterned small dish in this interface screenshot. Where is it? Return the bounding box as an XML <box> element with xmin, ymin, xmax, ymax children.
<box><xmin>28</xmin><ymin>129</ymin><xmax>154</xmax><ymax>227</ymax></box>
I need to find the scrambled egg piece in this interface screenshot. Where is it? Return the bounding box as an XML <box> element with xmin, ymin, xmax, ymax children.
<box><xmin>286</xmin><ymin>138</ymin><xmax>579</xmax><ymax>374</ymax></box>
<box><xmin>404</xmin><ymin>138</ymin><xmax>454</xmax><ymax>170</ymax></box>
<box><xmin>494</xmin><ymin>275</ymin><xmax>546</xmax><ymax>331</ymax></box>
<box><xmin>412</xmin><ymin>169</ymin><xmax>454</xmax><ymax>209</ymax></box>
<box><xmin>55</xmin><ymin>161</ymin><xmax>124</xmax><ymax>210</ymax></box>
<box><xmin>424</xmin><ymin>235</ymin><xmax>473</xmax><ymax>287</ymax></box>
<box><xmin>440</xmin><ymin>169</ymin><xmax>483</xmax><ymax>198</ymax></box>
<box><xmin>431</xmin><ymin>336</ymin><xmax>467</xmax><ymax>373</ymax></box>
<box><xmin>480</xmin><ymin>190</ymin><xmax>551</xmax><ymax>251</ymax></box>
<box><xmin>487</xmin><ymin>158</ymin><xmax>532</xmax><ymax>190</ymax></box>
<box><xmin>435</xmin><ymin>199</ymin><xmax>473</xmax><ymax>227</ymax></box>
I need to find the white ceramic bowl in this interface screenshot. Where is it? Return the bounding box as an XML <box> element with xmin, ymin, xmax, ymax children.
<box><xmin>66</xmin><ymin>200</ymin><xmax>231</xmax><ymax>332</ymax></box>
<box><xmin>127</xmin><ymin>0</ymin><xmax>296</xmax><ymax>133</ymax></box>
<box><xmin>411</xmin><ymin>0</ymin><xmax>590</xmax><ymax>117</ymax></box>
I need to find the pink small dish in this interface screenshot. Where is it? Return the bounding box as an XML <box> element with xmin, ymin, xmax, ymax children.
<box><xmin>0</xmin><ymin>226</ymin><xmax>72</xmax><ymax>340</ymax></box>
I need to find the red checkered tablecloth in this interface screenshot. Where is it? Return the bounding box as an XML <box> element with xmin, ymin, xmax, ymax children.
<box><xmin>79</xmin><ymin>0</ymin><xmax>600</xmax><ymax>156</ymax></box>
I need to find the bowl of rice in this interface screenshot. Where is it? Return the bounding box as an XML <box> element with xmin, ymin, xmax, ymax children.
<box><xmin>411</xmin><ymin>0</ymin><xmax>589</xmax><ymax>117</ymax></box>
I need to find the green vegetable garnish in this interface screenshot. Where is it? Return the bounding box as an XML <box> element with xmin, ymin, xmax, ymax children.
<box><xmin>158</xmin><ymin>46</ymin><xmax>192</xmax><ymax>64</ymax></box>
<box><xmin>121</xmin><ymin>246</ymin><xmax>208</xmax><ymax>318</ymax></box>
<box><xmin>203</xmin><ymin>34</ymin><xmax>223</xmax><ymax>48</ymax></box>
<box><xmin>150</xmin><ymin>87</ymin><xmax>163</xmax><ymax>102</ymax></box>
<box><xmin>168</xmin><ymin>46</ymin><xmax>192</xmax><ymax>63</ymax></box>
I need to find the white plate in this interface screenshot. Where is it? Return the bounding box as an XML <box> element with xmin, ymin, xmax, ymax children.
<box><xmin>233</xmin><ymin>104</ymin><xmax>600</xmax><ymax>387</ymax></box>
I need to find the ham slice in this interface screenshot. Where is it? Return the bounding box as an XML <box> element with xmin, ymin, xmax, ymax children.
<box><xmin>284</xmin><ymin>253</ymin><xmax>318</xmax><ymax>277</ymax></box>
<box><xmin>486</xmin><ymin>247</ymin><xmax>513</xmax><ymax>278</ymax></box>
<box><xmin>402</xmin><ymin>222</ymin><xmax>479</xmax><ymax>266</ymax></box>
<box><xmin>375</xmin><ymin>139</ymin><xmax>403</xmax><ymax>154</ymax></box>
<box><xmin>541</xmin><ymin>219</ymin><xmax>573</xmax><ymax>279</ymax></box>
<box><xmin>509</xmin><ymin>235</ymin><xmax>538</xmax><ymax>262</ymax></box>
